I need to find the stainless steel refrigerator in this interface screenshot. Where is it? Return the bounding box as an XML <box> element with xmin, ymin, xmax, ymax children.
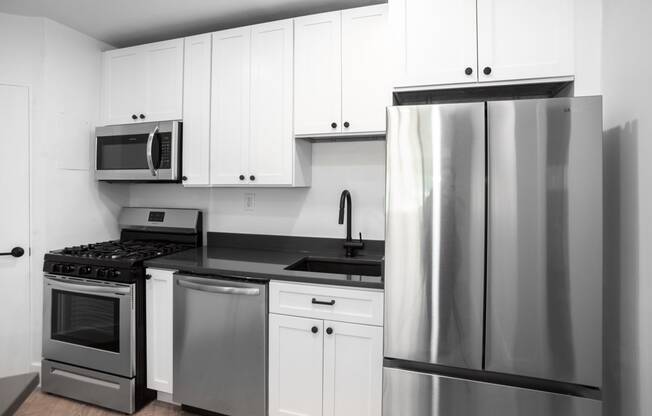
<box><xmin>384</xmin><ymin>97</ymin><xmax>603</xmax><ymax>416</ymax></box>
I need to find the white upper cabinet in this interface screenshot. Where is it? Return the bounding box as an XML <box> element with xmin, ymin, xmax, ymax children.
<box><xmin>391</xmin><ymin>0</ymin><xmax>478</xmax><ymax>88</ymax></box>
<box><xmin>182</xmin><ymin>34</ymin><xmax>212</xmax><ymax>186</ymax></box>
<box><xmin>391</xmin><ymin>0</ymin><xmax>575</xmax><ymax>88</ymax></box>
<box><xmin>295</xmin><ymin>5</ymin><xmax>390</xmax><ymax>137</ymax></box>
<box><xmin>102</xmin><ymin>39</ymin><xmax>184</xmax><ymax>125</ymax></box>
<box><xmin>294</xmin><ymin>11</ymin><xmax>342</xmax><ymax>136</ymax></box>
<box><xmin>249</xmin><ymin>20</ymin><xmax>294</xmax><ymax>185</ymax></box>
<box><xmin>341</xmin><ymin>5</ymin><xmax>391</xmax><ymax>134</ymax></box>
<box><xmin>210</xmin><ymin>27</ymin><xmax>251</xmax><ymax>186</ymax></box>
<box><xmin>476</xmin><ymin>0</ymin><xmax>574</xmax><ymax>82</ymax></box>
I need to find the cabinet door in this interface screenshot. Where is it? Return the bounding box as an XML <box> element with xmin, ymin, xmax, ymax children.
<box><xmin>269</xmin><ymin>314</ymin><xmax>324</xmax><ymax>416</ymax></box>
<box><xmin>102</xmin><ymin>47</ymin><xmax>146</xmax><ymax>125</ymax></box>
<box><xmin>323</xmin><ymin>321</ymin><xmax>383</xmax><ymax>416</ymax></box>
<box><xmin>143</xmin><ymin>39</ymin><xmax>184</xmax><ymax>122</ymax></box>
<box><xmin>294</xmin><ymin>11</ymin><xmax>342</xmax><ymax>136</ymax></box>
<box><xmin>210</xmin><ymin>27</ymin><xmax>251</xmax><ymax>185</ymax></box>
<box><xmin>145</xmin><ymin>268</ymin><xmax>175</xmax><ymax>394</ymax></box>
<box><xmin>249</xmin><ymin>19</ymin><xmax>294</xmax><ymax>185</ymax></box>
<box><xmin>182</xmin><ymin>34</ymin><xmax>211</xmax><ymax>186</ymax></box>
<box><xmin>477</xmin><ymin>0</ymin><xmax>574</xmax><ymax>82</ymax></box>
<box><xmin>391</xmin><ymin>0</ymin><xmax>478</xmax><ymax>88</ymax></box>
<box><xmin>341</xmin><ymin>5</ymin><xmax>390</xmax><ymax>134</ymax></box>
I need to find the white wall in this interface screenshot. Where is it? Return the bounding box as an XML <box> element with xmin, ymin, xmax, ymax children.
<box><xmin>0</xmin><ymin>12</ymin><xmax>130</xmax><ymax>368</ymax></box>
<box><xmin>602</xmin><ymin>2</ymin><xmax>651</xmax><ymax>415</ymax></box>
<box><xmin>129</xmin><ymin>141</ymin><xmax>386</xmax><ymax>240</ymax></box>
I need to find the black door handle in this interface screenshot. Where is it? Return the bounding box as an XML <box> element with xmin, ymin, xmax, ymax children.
<box><xmin>0</xmin><ymin>247</ymin><xmax>24</xmax><ymax>258</ymax></box>
<box><xmin>312</xmin><ymin>298</ymin><xmax>335</xmax><ymax>306</ymax></box>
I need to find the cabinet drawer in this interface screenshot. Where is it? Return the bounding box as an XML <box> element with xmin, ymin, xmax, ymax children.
<box><xmin>270</xmin><ymin>281</ymin><xmax>383</xmax><ymax>326</ymax></box>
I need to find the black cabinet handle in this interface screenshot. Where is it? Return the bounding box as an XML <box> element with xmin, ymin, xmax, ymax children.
<box><xmin>331</xmin><ymin>122</ymin><xmax>337</xmax><ymax>129</ymax></box>
<box><xmin>239</xmin><ymin>175</ymin><xmax>245</xmax><ymax>180</ymax></box>
<box><xmin>131</xmin><ymin>114</ymin><xmax>138</xmax><ymax>120</ymax></box>
<box><xmin>326</xmin><ymin>327</ymin><xmax>333</xmax><ymax>335</ymax></box>
<box><xmin>0</xmin><ymin>247</ymin><xmax>24</xmax><ymax>258</ymax></box>
<box><xmin>483</xmin><ymin>67</ymin><xmax>492</xmax><ymax>75</ymax></box>
<box><xmin>182</xmin><ymin>176</ymin><xmax>188</xmax><ymax>181</ymax></box>
<box><xmin>249</xmin><ymin>175</ymin><xmax>256</xmax><ymax>181</ymax></box>
<box><xmin>312</xmin><ymin>298</ymin><xmax>335</xmax><ymax>306</ymax></box>
<box><xmin>311</xmin><ymin>326</ymin><xmax>318</xmax><ymax>334</ymax></box>
<box><xmin>343</xmin><ymin>121</ymin><xmax>350</xmax><ymax>128</ymax></box>
<box><xmin>465</xmin><ymin>67</ymin><xmax>473</xmax><ymax>75</ymax></box>
<box><xmin>145</xmin><ymin>274</ymin><xmax>152</xmax><ymax>280</ymax></box>
<box><xmin>139</xmin><ymin>114</ymin><xmax>146</xmax><ymax>119</ymax></box>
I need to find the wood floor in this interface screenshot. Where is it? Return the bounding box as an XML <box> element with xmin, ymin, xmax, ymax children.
<box><xmin>15</xmin><ymin>390</ymin><xmax>198</xmax><ymax>416</ymax></box>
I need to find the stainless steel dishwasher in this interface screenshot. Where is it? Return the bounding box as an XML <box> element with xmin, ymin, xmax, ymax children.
<box><xmin>173</xmin><ymin>273</ymin><xmax>267</xmax><ymax>416</ymax></box>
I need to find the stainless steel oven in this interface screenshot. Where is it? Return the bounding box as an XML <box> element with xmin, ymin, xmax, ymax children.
<box><xmin>42</xmin><ymin>274</ymin><xmax>135</xmax><ymax>377</ymax></box>
<box><xmin>95</xmin><ymin>121</ymin><xmax>181</xmax><ymax>182</ymax></box>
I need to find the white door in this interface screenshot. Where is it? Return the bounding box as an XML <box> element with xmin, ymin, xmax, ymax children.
<box><xmin>391</xmin><ymin>0</ymin><xmax>478</xmax><ymax>87</ymax></box>
<box><xmin>269</xmin><ymin>314</ymin><xmax>324</xmax><ymax>416</ymax></box>
<box><xmin>294</xmin><ymin>11</ymin><xmax>342</xmax><ymax>136</ymax></box>
<box><xmin>249</xmin><ymin>19</ymin><xmax>294</xmax><ymax>185</ymax></box>
<box><xmin>341</xmin><ymin>4</ymin><xmax>390</xmax><ymax>134</ymax></box>
<box><xmin>182</xmin><ymin>34</ymin><xmax>212</xmax><ymax>186</ymax></box>
<box><xmin>477</xmin><ymin>0</ymin><xmax>574</xmax><ymax>82</ymax></box>
<box><xmin>322</xmin><ymin>321</ymin><xmax>383</xmax><ymax>416</ymax></box>
<box><xmin>143</xmin><ymin>39</ymin><xmax>184</xmax><ymax>122</ymax></box>
<box><xmin>102</xmin><ymin>47</ymin><xmax>146</xmax><ymax>124</ymax></box>
<box><xmin>145</xmin><ymin>268</ymin><xmax>174</xmax><ymax>393</ymax></box>
<box><xmin>0</xmin><ymin>84</ymin><xmax>31</xmax><ymax>377</ymax></box>
<box><xmin>210</xmin><ymin>27</ymin><xmax>251</xmax><ymax>185</ymax></box>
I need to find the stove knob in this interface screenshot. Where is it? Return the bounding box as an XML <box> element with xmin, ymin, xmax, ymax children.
<box><xmin>53</xmin><ymin>264</ymin><xmax>63</xmax><ymax>273</ymax></box>
<box><xmin>79</xmin><ymin>266</ymin><xmax>92</xmax><ymax>275</ymax></box>
<box><xmin>62</xmin><ymin>265</ymin><xmax>76</xmax><ymax>274</ymax></box>
<box><xmin>112</xmin><ymin>270</ymin><xmax>121</xmax><ymax>278</ymax></box>
<box><xmin>97</xmin><ymin>268</ymin><xmax>107</xmax><ymax>278</ymax></box>
<box><xmin>107</xmin><ymin>269</ymin><xmax>116</xmax><ymax>278</ymax></box>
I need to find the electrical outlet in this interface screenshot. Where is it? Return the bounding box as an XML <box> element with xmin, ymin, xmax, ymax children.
<box><xmin>244</xmin><ymin>193</ymin><xmax>255</xmax><ymax>211</ymax></box>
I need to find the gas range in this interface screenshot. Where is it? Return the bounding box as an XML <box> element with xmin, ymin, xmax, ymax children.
<box><xmin>44</xmin><ymin>239</ymin><xmax>195</xmax><ymax>282</ymax></box>
<box><xmin>41</xmin><ymin>207</ymin><xmax>202</xmax><ymax>414</ymax></box>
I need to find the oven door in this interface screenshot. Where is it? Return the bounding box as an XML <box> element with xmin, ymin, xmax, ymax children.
<box><xmin>42</xmin><ymin>274</ymin><xmax>135</xmax><ymax>378</ymax></box>
<box><xmin>95</xmin><ymin>121</ymin><xmax>179</xmax><ymax>182</ymax></box>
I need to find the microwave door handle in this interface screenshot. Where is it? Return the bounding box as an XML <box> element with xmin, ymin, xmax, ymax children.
<box><xmin>146</xmin><ymin>125</ymin><xmax>159</xmax><ymax>177</ymax></box>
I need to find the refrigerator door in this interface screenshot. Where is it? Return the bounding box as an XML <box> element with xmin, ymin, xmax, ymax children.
<box><xmin>383</xmin><ymin>367</ymin><xmax>602</xmax><ymax>416</ymax></box>
<box><xmin>486</xmin><ymin>97</ymin><xmax>603</xmax><ymax>387</ymax></box>
<box><xmin>385</xmin><ymin>103</ymin><xmax>485</xmax><ymax>369</ymax></box>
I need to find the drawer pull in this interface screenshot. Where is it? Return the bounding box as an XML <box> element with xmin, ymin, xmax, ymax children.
<box><xmin>312</xmin><ymin>298</ymin><xmax>335</xmax><ymax>306</ymax></box>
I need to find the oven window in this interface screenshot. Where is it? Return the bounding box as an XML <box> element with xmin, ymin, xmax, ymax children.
<box><xmin>51</xmin><ymin>290</ymin><xmax>120</xmax><ymax>353</ymax></box>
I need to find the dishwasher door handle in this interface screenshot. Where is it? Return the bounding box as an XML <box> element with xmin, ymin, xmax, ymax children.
<box><xmin>177</xmin><ymin>279</ymin><xmax>260</xmax><ymax>296</ymax></box>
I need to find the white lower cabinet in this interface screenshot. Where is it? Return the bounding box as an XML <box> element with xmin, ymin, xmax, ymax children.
<box><xmin>145</xmin><ymin>268</ymin><xmax>175</xmax><ymax>394</ymax></box>
<box><xmin>269</xmin><ymin>283</ymin><xmax>383</xmax><ymax>416</ymax></box>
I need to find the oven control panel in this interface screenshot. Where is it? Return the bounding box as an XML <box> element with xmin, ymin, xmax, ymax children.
<box><xmin>43</xmin><ymin>261</ymin><xmax>139</xmax><ymax>283</ymax></box>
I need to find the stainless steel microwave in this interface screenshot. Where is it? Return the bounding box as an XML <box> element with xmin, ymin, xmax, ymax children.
<box><xmin>95</xmin><ymin>121</ymin><xmax>181</xmax><ymax>182</ymax></box>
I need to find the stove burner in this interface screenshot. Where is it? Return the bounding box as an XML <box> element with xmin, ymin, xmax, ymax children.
<box><xmin>60</xmin><ymin>240</ymin><xmax>193</xmax><ymax>261</ymax></box>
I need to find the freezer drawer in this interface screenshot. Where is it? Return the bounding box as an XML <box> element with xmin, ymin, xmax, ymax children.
<box><xmin>383</xmin><ymin>367</ymin><xmax>601</xmax><ymax>416</ymax></box>
<box><xmin>173</xmin><ymin>274</ymin><xmax>267</xmax><ymax>416</ymax></box>
<box><xmin>486</xmin><ymin>97</ymin><xmax>603</xmax><ymax>387</ymax></box>
<box><xmin>384</xmin><ymin>104</ymin><xmax>486</xmax><ymax>370</ymax></box>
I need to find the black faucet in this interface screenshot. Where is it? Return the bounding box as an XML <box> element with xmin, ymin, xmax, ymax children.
<box><xmin>339</xmin><ymin>190</ymin><xmax>364</xmax><ymax>257</ymax></box>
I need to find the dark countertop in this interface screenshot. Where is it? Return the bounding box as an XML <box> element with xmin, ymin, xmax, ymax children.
<box><xmin>144</xmin><ymin>246</ymin><xmax>384</xmax><ymax>289</ymax></box>
<box><xmin>0</xmin><ymin>372</ymin><xmax>39</xmax><ymax>415</ymax></box>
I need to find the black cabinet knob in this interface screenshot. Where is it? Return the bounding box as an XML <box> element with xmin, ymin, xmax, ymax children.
<box><xmin>483</xmin><ymin>67</ymin><xmax>492</xmax><ymax>75</ymax></box>
<box><xmin>311</xmin><ymin>326</ymin><xmax>318</xmax><ymax>334</ymax></box>
<box><xmin>182</xmin><ymin>176</ymin><xmax>188</xmax><ymax>181</ymax></box>
<box><xmin>326</xmin><ymin>327</ymin><xmax>333</xmax><ymax>335</ymax></box>
<box><xmin>465</xmin><ymin>67</ymin><xmax>473</xmax><ymax>75</ymax></box>
<box><xmin>331</xmin><ymin>122</ymin><xmax>337</xmax><ymax>129</ymax></box>
<box><xmin>239</xmin><ymin>175</ymin><xmax>245</xmax><ymax>180</ymax></box>
<box><xmin>139</xmin><ymin>114</ymin><xmax>146</xmax><ymax>119</ymax></box>
<box><xmin>249</xmin><ymin>175</ymin><xmax>255</xmax><ymax>181</ymax></box>
<box><xmin>131</xmin><ymin>114</ymin><xmax>138</xmax><ymax>120</ymax></box>
<box><xmin>343</xmin><ymin>121</ymin><xmax>350</xmax><ymax>128</ymax></box>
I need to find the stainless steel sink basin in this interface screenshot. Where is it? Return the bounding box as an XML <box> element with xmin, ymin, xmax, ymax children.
<box><xmin>284</xmin><ymin>256</ymin><xmax>382</xmax><ymax>276</ymax></box>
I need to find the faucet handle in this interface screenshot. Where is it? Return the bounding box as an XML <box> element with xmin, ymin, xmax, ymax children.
<box><xmin>359</xmin><ymin>232</ymin><xmax>363</xmax><ymax>242</ymax></box>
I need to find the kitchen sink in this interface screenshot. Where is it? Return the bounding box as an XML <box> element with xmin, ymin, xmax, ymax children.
<box><xmin>284</xmin><ymin>257</ymin><xmax>382</xmax><ymax>276</ymax></box>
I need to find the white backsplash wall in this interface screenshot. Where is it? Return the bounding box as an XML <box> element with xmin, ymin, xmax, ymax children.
<box><xmin>129</xmin><ymin>141</ymin><xmax>386</xmax><ymax>241</ymax></box>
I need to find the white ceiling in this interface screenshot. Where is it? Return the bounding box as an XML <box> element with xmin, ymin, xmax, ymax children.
<box><xmin>0</xmin><ymin>0</ymin><xmax>384</xmax><ymax>47</ymax></box>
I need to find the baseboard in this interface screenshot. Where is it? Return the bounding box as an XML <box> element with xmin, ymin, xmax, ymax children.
<box><xmin>30</xmin><ymin>361</ymin><xmax>41</xmax><ymax>387</ymax></box>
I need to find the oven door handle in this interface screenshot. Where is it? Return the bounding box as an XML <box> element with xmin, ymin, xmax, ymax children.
<box><xmin>177</xmin><ymin>279</ymin><xmax>260</xmax><ymax>296</ymax></box>
<box><xmin>45</xmin><ymin>276</ymin><xmax>131</xmax><ymax>295</ymax></box>
<box><xmin>146</xmin><ymin>124</ymin><xmax>159</xmax><ymax>177</ymax></box>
